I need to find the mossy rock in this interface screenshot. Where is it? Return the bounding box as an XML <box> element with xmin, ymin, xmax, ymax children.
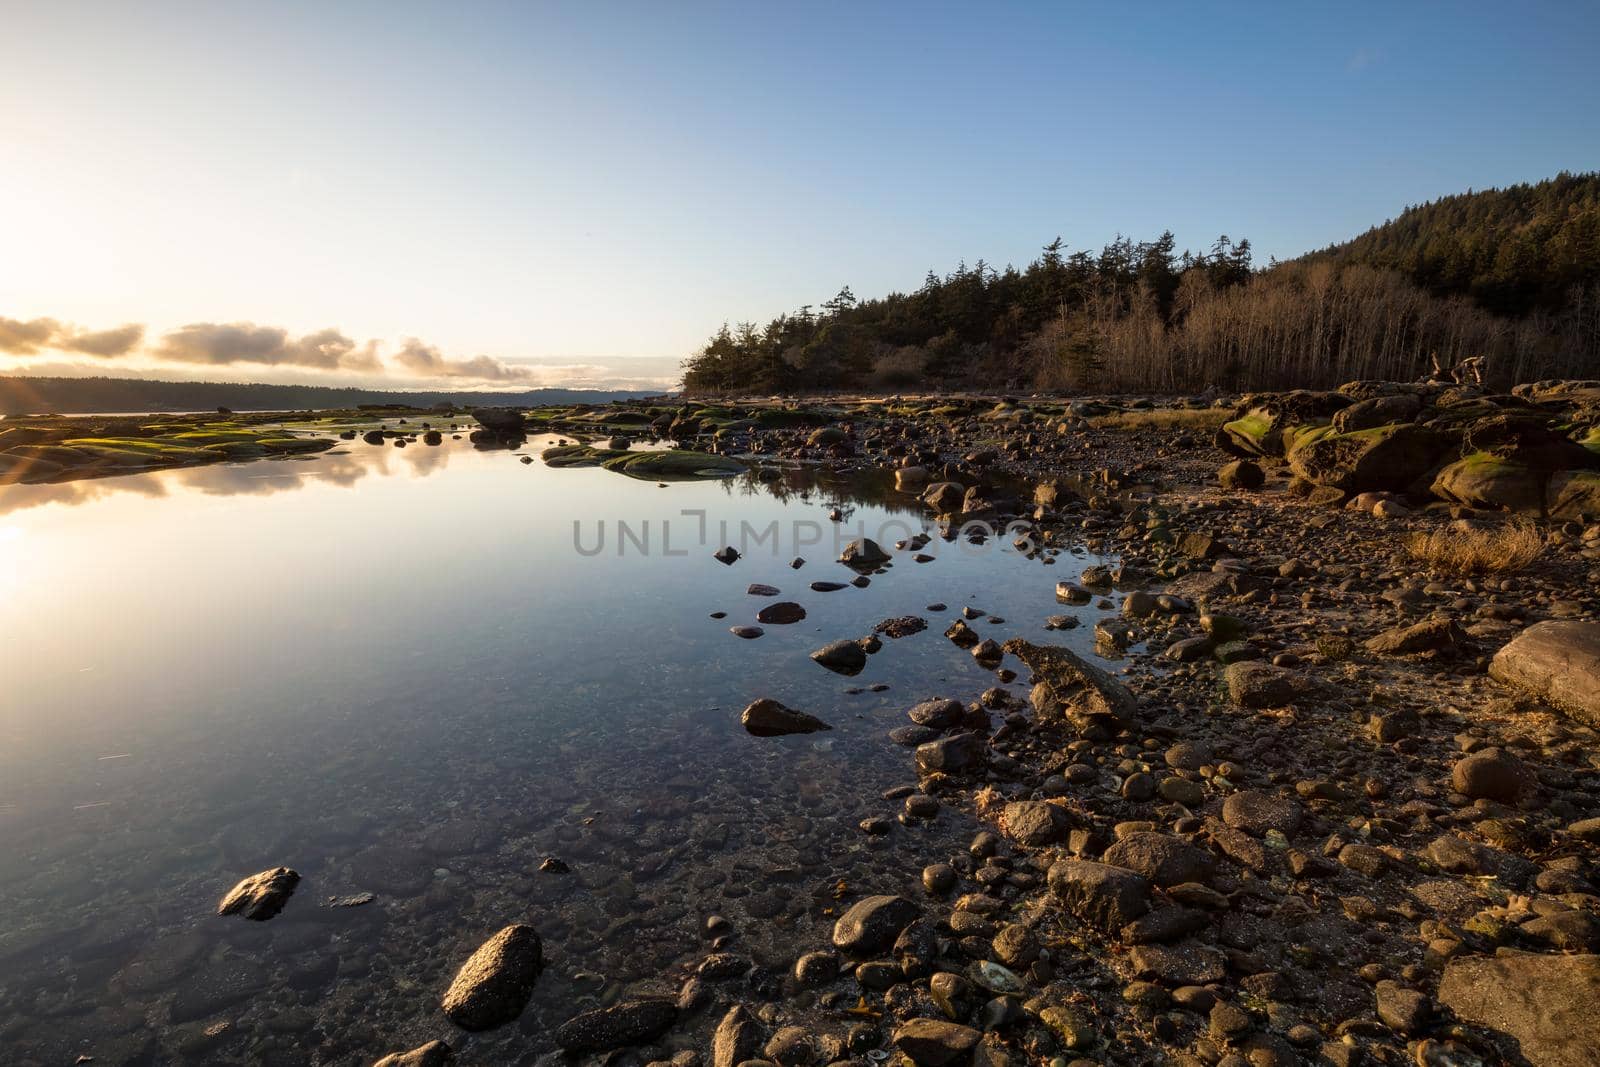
<box><xmin>1431</xmin><ymin>452</ymin><xmax>1548</xmax><ymax>514</ymax></box>
<box><xmin>1549</xmin><ymin>469</ymin><xmax>1600</xmax><ymax>521</ymax></box>
<box><xmin>599</xmin><ymin>449</ymin><xmax>744</xmax><ymax>480</ymax></box>
<box><xmin>1287</xmin><ymin>422</ymin><xmax>1448</xmax><ymax>492</ymax></box>
<box><xmin>1217</xmin><ymin>409</ymin><xmax>1275</xmax><ymax>457</ymax></box>
<box><xmin>540</xmin><ymin>444</ymin><xmax>624</xmax><ymax>468</ymax></box>
<box><xmin>753</xmin><ymin>408</ymin><xmax>832</xmax><ymax>428</ymax></box>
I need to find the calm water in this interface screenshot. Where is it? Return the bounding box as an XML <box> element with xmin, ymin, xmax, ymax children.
<box><xmin>0</xmin><ymin>434</ymin><xmax>1109</xmax><ymax>1065</ymax></box>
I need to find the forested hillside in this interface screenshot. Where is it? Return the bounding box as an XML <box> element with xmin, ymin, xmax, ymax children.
<box><xmin>682</xmin><ymin>174</ymin><xmax>1599</xmax><ymax>395</ymax></box>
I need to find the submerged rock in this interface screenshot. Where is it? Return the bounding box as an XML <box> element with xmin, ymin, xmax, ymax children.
<box><xmin>811</xmin><ymin>639</ymin><xmax>867</xmax><ymax>675</ymax></box>
<box><xmin>441</xmin><ymin>924</ymin><xmax>543</xmax><ymax>1031</ymax></box>
<box><xmin>372</xmin><ymin>1040</ymin><xmax>454</xmax><ymax>1067</ymax></box>
<box><xmin>216</xmin><ymin>867</ymin><xmax>300</xmax><ymax>921</ymax></box>
<box><xmin>741</xmin><ymin>698</ymin><xmax>832</xmax><ymax>737</ymax></box>
<box><xmin>554</xmin><ymin>998</ymin><xmax>677</xmax><ymax>1052</ymax></box>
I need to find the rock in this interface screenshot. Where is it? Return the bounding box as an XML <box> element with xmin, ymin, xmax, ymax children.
<box><xmin>747</xmin><ymin>583</ymin><xmax>781</xmax><ymax>596</ymax></box>
<box><xmin>1450</xmin><ymin>748</ymin><xmax>1533</xmax><ymax>802</ymax></box>
<box><xmin>730</xmin><ymin>625</ymin><xmax>765</xmax><ymax>639</ymax></box>
<box><xmin>1331</xmin><ymin>393</ymin><xmax>1423</xmax><ymax>433</ymax></box>
<box><xmin>923</xmin><ymin>864</ymin><xmax>957</xmax><ymax>894</ymax></box>
<box><xmin>712</xmin><ymin>1005</ymin><xmax>765</xmax><ymax>1067</ymax></box>
<box><xmin>1038</xmin><ymin>1004</ymin><xmax>1096</xmax><ymax>1050</ymax></box>
<box><xmin>810</xmin><ymin>640</ymin><xmax>867</xmax><ymax>675</ymax></box>
<box><xmin>832</xmin><ymin>895</ymin><xmax>919</xmax><ymax>956</ymax></box>
<box><xmin>741</xmin><ymin>699</ymin><xmax>831</xmax><ymax>736</ymax></box>
<box><xmin>1003</xmin><ymin>639</ymin><xmax>1139</xmax><ymax>733</ymax></box>
<box><xmin>999</xmin><ymin>801</ymin><xmax>1071</xmax><ymax>845</ymax></box>
<box><xmin>915</xmin><ymin>733</ymin><xmax>986</xmax><ymax>774</ymax></box>
<box><xmin>714</xmin><ymin>546</ymin><xmax>740</xmax><ymax>565</ymax></box>
<box><xmin>908</xmin><ymin>698</ymin><xmax>964</xmax><ymax>728</ymax></box>
<box><xmin>894</xmin><ymin>466</ymin><xmax>929</xmax><ymax>490</ymax></box>
<box><xmin>1549</xmin><ymin>469</ymin><xmax>1600</xmax><ymax>521</ymax></box>
<box><xmin>216</xmin><ymin>867</ymin><xmax>300</xmax><ymax>921</ymax></box>
<box><xmin>810</xmin><ymin>580</ymin><xmax>848</xmax><ymax>592</ymax></box>
<box><xmin>1048</xmin><ymin>859</ymin><xmax>1151</xmax><ymax>932</ymax></box>
<box><xmin>1489</xmin><ymin>620</ymin><xmax>1600</xmax><ymax>727</ymax></box>
<box><xmin>1128</xmin><ymin>942</ymin><xmax>1227</xmax><ymax>986</ymax></box>
<box><xmin>554</xmin><ymin>998</ymin><xmax>677</xmax><ymax>1052</ymax></box>
<box><xmin>756</xmin><ymin>601</ymin><xmax>807</xmax><ymax>624</ymax></box>
<box><xmin>1439</xmin><ymin>953</ymin><xmax>1600</xmax><ymax>1067</ymax></box>
<box><xmin>764</xmin><ymin>1025</ymin><xmax>816</xmax><ymax>1066</ymax></box>
<box><xmin>840</xmin><ymin>538</ymin><xmax>890</xmax><ymax>568</ymax></box>
<box><xmin>875</xmin><ymin>615</ymin><xmax>928</xmax><ymax>638</ymax></box>
<box><xmin>1221</xmin><ymin>791</ymin><xmax>1301</xmax><ymax>837</ymax></box>
<box><xmin>1102</xmin><ymin>832</ymin><xmax>1214</xmax><ymax>887</ymax></box>
<box><xmin>892</xmin><ymin>1019</ymin><xmax>981</xmax><ymax>1067</ymax></box>
<box><xmin>1366</xmin><ymin>616</ymin><xmax>1468</xmax><ymax>657</ymax></box>
<box><xmin>441</xmin><ymin>926</ymin><xmax>543</xmax><ymax>1031</ymax></box>
<box><xmin>793</xmin><ymin>951</ymin><xmax>839</xmax><ymax>986</ymax></box>
<box><xmin>1224</xmin><ymin>661</ymin><xmax>1314</xmax><ymax>708</ymax></box>
<box><xmin>472</xmin><ymin>409</ymin><xmax>526</xmax><ymax>434</ymax></box>
<box><xmin>923</xmin><ymin>482</ymin><xmax>966</xmax><ymax>512</ymax></box>
<box><xmin>1218</xmin><ymin>460</ymin><xmax>1264</xmax><ymax>490</ymax></box>
<box><xmin>372</xmin><ymin>1040</ymin><xmax>455</xmax><ymax>1067</ymax></box>
<box><xmin>1374</xmin><ymin>981</ymin><xmax>1430</xmax><ymax>1034</ymax></box>
<box><xmin>1288</xmin><ymin>422</ymin><xmax>1447</xmax><ymax>492</ymax></box>
<box><xmin>1432</xmin><ymin>454</ymin><xmax>1547</xmax><ymax>513</ymax></box>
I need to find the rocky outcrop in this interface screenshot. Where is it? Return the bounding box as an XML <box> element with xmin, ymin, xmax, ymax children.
<box><xmin>1003</xmin><ymin>639</ymin><xmax>1138</xmax><ymax>734</ymax></box>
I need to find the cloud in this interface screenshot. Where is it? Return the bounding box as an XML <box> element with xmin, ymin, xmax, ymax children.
<box><xmin>155</xmin><ymin>322</ymin><xmax>381</xmax><ymax>371</ymax></box>
<box><xmin>392</xmin><ymin>338</ymin><xmax>535</xmax><ymax>382</ymax></box>
<box><xmin>0</xmin><ymin>316</ymin><xmax>144</xmax><ymax>357</ymax></box>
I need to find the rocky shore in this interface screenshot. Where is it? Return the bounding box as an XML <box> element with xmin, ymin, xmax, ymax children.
<box><xmin>8</xmin><ymin>379</ymin><xmax>1600</xmax><ymax>1066</ymax></box>
<box><xmin>496</xmin><ymin>381</ymin><xmax>1597</xmax><ymax>1066</ymax></box>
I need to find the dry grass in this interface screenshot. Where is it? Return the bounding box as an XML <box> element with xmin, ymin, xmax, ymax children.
<box><xmin>1406</xmin><ymin>521</ymin><xmax>1545</xmax><ymax>576</ymax></box>
<box><xmin>1085</xmin><ymin>408</ymin><xmax>1231</xmax><ymax>431</ymax></box>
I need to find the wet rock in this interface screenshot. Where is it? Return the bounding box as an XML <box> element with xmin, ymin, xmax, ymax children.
<box><xmin>1489</xmin><ymin>620</ymin><xmax>1600</xmax><ymax>727</ymax></box>
<box><xmin>1048</xmin><ymin>859</ymin><xmax>1151</xmax><ymax>932</ymax></box>
<box><xmin>832</xmin><ymin>895</ymin><xmax>919</xmax><ymax>956</ymax></box>
<box><xmin>810</xmin><ymin>580</ymin><xmax>848</xmax><ymax>592</ymax></box>
<box><xmin>908</xmin><ymin>698</ymin><xmax>964</xmax><ymax>729</ymax></box>
<box><xmin>441</xmin><ymin>924</ymin><xmax>544</xmax><ymax>1031</ymax></box>
<box><xmin>915</xmin><ymin>733</ymin><xmax>986</xmax><ymax>774</ymax></box>
<box><xmin>1003</xmin><ymin>639</ymin><xmax>1139</xmax><ymax>733</ymax></box>
<box><xmin>216</xmin><ymin>867</ymin><xmax>300</xmax><ymax>921</ymax></box>
<box><xmin>892</xmin><ymin>1018</ymin><xmax>981</xmax><ymax>1067</ymax></box>
<box><xmin>875</xmin><ymin>615</ymin><xmax>928</xmax><ymax>638</ymax></box>
<box><xmin>923</xmin><ymin>864</ymin><xmax>957</xmax><ymax>895</ymax></box>
<box><xmin>747</xmin><ymin>583</ymin><xmax>781</xmax><ymax>596</ymax></box>
<box><xmin>741</xmin><ymin>698</ymin><xmax>832</xmax><ymax>737</ymax></box>
<box><xmin>793</xmin><ymin>951</ymin><xmax>839</xmax><ymax>986</ymax></box>
<box><xmin>1450</xmin><ymin>748</ymin><xmax>1534</xmax><ymax>802</ymax></box>
<box><xmin>730</xmin><ymin>625</ymin><xmax>765</xmax><ymax>639</ymax></box>
<box><xmin>839</xmin><ymin>539</ymin><xmax>890</xmax><ymax>568</ymax></box>
<box><xmin>756</xmin><ymin>602</ymin><xmax>807</xmax><ymax>625</ymax></box>
<box><xmin>372</xmin><ymin>1040</ymin><xmax>454</xmax><ymax>1067</ymax></box>
<box><xmin>554</xmin><ymin>998</ymin><xmax>677</xmax><ymax>1052</ymax></box>
<box><xmin>714</xmin><ymin>546</ymin><xmax>740</xmax><ymax>565</ymax></box>
<box><xmin>1439</xmin><ymin>953</ymin><xmax>1600</xmax><ymax>1067</ymax></box>
<box><xmin>810</xmin><ymin>640</ymin><xmax>867</xmax><ymax>675</ymax></box>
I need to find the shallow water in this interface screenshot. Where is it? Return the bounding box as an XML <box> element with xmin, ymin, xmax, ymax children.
<box><xmin>0</xmin><ymin>434</ymin><xmax>1110</xmax><ymax>1065</ymax></box>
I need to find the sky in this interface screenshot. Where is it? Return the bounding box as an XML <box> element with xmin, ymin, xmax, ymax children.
<box><xmin>2</xmin><ymin>1</ymin><xmax>1597</xmax><ymax>391</ymax></box>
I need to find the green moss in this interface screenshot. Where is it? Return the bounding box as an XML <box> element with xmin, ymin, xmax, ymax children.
<box><xmin>600</xmin><ymin>449</ymin><xmax>745</xmax><ymax>479</ymax></box>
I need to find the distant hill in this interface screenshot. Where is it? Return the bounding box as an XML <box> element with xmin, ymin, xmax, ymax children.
<box><xmin>0</xmin><ymin>375</ymin><xmax>663</xmax><ymax>416</ymax></box>
<box><xmin>1306</xmin><ymin>171</ymin><xmax>1600</xmax><ymax>316</ymax></box>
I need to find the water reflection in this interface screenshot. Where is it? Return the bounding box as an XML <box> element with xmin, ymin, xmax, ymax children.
<box><xmin>0</xmin><ymin>436</ymin><xmax>1110</xmax><ymax>1065</ymax></box>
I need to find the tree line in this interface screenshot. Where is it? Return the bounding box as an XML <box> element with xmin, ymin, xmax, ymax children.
<box><xmin>682</xmin><ymin>173</ymin><xmax>1600</xmax><ymax>394</ymax></box>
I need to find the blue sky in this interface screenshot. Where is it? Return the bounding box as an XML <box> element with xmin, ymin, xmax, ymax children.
<box><xmin>2</xmin><ymin>1</ymin><xmax>1596</xmax><ymax>387</ymax></box>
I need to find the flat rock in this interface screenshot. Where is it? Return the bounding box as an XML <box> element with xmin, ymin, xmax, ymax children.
<box><xmin>1048</xmin><ymin>859</ymin><xmax>1151</xmax><ymax>932</ymax></box>
<box><xmin>1002</xmin><ymin>639</ymin><xmax>1139</xmax><ymax>732</ymax></box>
<box><xmin>1221</xmin><ymin>791</ymin><xmax>1302</xmax><ymax>837</ymax></box>
<box><xmin>1439</xmin><ymin>953</ymin><xmax>1600</xmax><ymax>1067</ymax></box>
<box><xmin>441</xmin><ymin>924</ymin><xmax>544</xmax><ymax>1031</ymax></box>
<box><xmin>892</xmin><ymin>1018</ymin><xmax>981</xmax><ymax>1067</ymax></box>
<box><xmin>999</xmin><ymin>800</ymin><xmax>1072</xmax><ymax>845</ymax></box>
<box><xmin>1128</xmin><ymin>942</ymin><xmax>1227</xmax><ymax>986</ymax></box>
<box><xmin>373</xmin><ymin>1040</ymin><xmax>455</xmax><ymax>1067</ymax></box>
<box><xmin>1490</xmin><ymin>620</ymin><xmax>1600</xmax><ymax>727</ymax></box>
<box><xmin>1224</xmin><ymin>661</ymin><xmax>1314</xmax><ymax>708</ymax></box>
<box><xmin>1103</xmin><ymin>832</ymin><xmax>1215</xmax><ymax>886</ymax></box>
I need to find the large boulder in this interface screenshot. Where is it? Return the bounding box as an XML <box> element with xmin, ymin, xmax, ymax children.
<box><xmin>1331</xmin><ymin>393</ymin><xmax>1424</xmax><ymax>433</ymax></box>
<box><xmin>833</xmin><ymin>895</ymin><xmax>920</xmax><ymax>955</ymax></box>
<box><xmin>471</xmin><ymin>408</ymin><xmax>526</xmax><ymax>434</ymax></box>
<box><xmin>1549</xmin><ymin>469</ymin><xmax>1600</xmax><ymax>521</ymax></box>
<box><xmin>1490</xmin><ymin>621</ymin><xmax>1600</xmax><ymax>727</ymax></box>
<box><xmin>441</xmin><ymin>925</ymin><xmax>544</xmax><ymax>1031</ymax></box>
<box><xmin>1287</xmin><ymin>422</ymin><xmax>1447</xmax><ymax>492</ymax></box>
<box><xmin>1439</xmin><ymin>953</ymin><xmax>1600</xmax><ymax>1067</ymax></box>
<box><xmin>891</xmin><ymin>1019</ymin><xmax>981</xmax><ymax>1067</ymax></box>
<box><xmin>1224</xmin><ymin>661</ymin><xmax>1315</xmax><ymax>708</ymax></box>
<box><xmin>1215</xmin><ymin>391</ymin><xmax>1349</xmax><ymax>459</ymax></box>
<box><xmin>1102</xmin><ymin>832</ymin><xmax>1215</xmax><ymax>887</ymax></box>
<box><xmin>1431</xmin><ymin>453</ymin><xmax>1548</xmax><ymax>513</ymax></box>
<box><xmin>1002</xmin><ymin>639</ymin><xmax>1138</xmax><ymax>734</ymax></box>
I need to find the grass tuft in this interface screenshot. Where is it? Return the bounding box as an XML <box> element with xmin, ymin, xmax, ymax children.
<box><xmin>1406</xmin><ymin>521</ymin><xmax>1544</xmax><ymax>576</ymax></box>
<box><xmin>1087</xmin><ymin>408</ymin><xmax>1230</xmax><ymax>431</ymax></box>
